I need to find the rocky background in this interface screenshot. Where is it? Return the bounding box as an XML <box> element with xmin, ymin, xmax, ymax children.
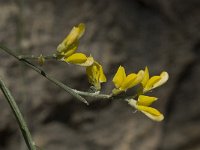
<box><xmin>0</xmin><ymin>0</ymin><xmax>200</xmax><ymax>150</ymax></box>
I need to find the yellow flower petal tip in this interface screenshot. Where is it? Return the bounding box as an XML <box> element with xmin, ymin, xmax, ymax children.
<box><xmin>139</xmin><ymin>106</ymin><xmax>164</xmax><ymax>122</ymax></box>
<box><xmin>63</xmin><ymin>23</ymin><xmax>85</xmax><ymax>47</ymax></box>
<box><xmin>141</xmin><ymin>66</ymin><xmax>149</xmax><ymax>87</ymax></box>
<box><xmin>112</xmin><ymin>66</ymin><xmax>126</xmax><ymax>89</ymax></box>
<box><xmin>112</xmin><ymin>66</ymin><xmax>144</xmax><ymax>94</ymax></box>
<box><xmin>152</xmin><ymin>71</ymin><xmax>169</xmax><ymax>89</ymax></box>
<box><xmin>86</xmin><ymin>61</ymin><xmax>107</xmax><ymax>90</ymax></box>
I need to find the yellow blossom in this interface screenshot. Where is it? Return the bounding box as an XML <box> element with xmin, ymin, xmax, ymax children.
<box><xmin>142</xmin><ymin>67</ymin><xmax>169</xmax><ymax>93</ymax></box>
<box><xmin>56</xmin><ymin>23</ymin><xmax>94</xmax><ymax>66</ymax></box>
<box><xmin>112</xmin><ymin>66</ymin><xmax>144</xmax><ymax>95</ymax></box>
<box><xmin>86</xmin><ymin>61</ymin><xmax>107</xmax><ymax>90</ymax></box>
<box><xmin>57</xmin><ymin>23</ymin><xmax>85</xmax><ymax>56</ymax></box>
<box><xmin>127</xmin><ymin>95</ymin><xmax>164</xmax><ymax>122</ymax></box>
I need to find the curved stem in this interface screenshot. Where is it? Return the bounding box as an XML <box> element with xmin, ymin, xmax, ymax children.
<box><xmin>0</xmin><ymin>78</ymin><xmax>36</xmax><ymax>150</ymax></box>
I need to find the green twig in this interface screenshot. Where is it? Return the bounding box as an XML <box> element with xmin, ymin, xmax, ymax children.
<box><xmin>72</xmin><ymin>89</ymin><xmax>111</xmax><ymax>99</ymax></box>
<box><xmin>18</xmin><ymin>54</ymin><xmax>57</xmax><ymax>60</ymax></box>
<box><xmin>0</xmin><ymin>45</ymin><xmax>114</xmax><ymax>103</ymax></box>
<box><xmin>0</xmin><ymin>45</ymin><xmax>88</xmax><ymax>105</ymax></box>
<box><xmin>0</xmin><ymin>78</ymin><xmax>36</xmax><ymax>150</ymax></box>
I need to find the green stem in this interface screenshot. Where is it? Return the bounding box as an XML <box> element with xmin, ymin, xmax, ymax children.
<box><xmin>18</xmin><ymin>54</ymin><xmax>57</xmax><ymax>60</ymax></box>
<box><xmin>0</xmin><ymin>78</ymin><xmax>36</xmax><ymax>150</ymax></box>
<box><xmin>72</xmin><ymin>89</ymin><xmax>111</xmax><ymax>99</ymax></box>
<box><xmin>0</xmin><ymin>45</ymin><xmax>114</xmax><ymax>103</ymax></box>
<box><xmin>0</xmin><ymin>45</ymin><xmax>88</xmax><ymax>105</ymax></box>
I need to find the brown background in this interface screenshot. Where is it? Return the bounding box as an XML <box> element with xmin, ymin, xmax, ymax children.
<box><xmin>1</xmin><ymin>0</ymin><xmax>200</xmax><ymax>150</ymax></box>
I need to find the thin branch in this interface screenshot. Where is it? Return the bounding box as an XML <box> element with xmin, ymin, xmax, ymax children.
<box><xmin>0</xmin><ymin>45</ymin><xmax>115</xmax><ymax>103</ymax></box>
<box><xmin>0</xmin><ymin>78</ymin><xmax>36</xmax><ymax>150</ymax></box>
<box><xmin>72</xmin><ymin>89</ymin><xmax>111</xmax><ymax>99</ymax></box>
<box><xmin>0</xmin><ymin>45</ymin><xmax>88</xmax><ymax>105</ymax></box>
<box><xmin>18</xmin><ymin>54</ymin><xmax>57</xmax><ymax>60</ymax></box>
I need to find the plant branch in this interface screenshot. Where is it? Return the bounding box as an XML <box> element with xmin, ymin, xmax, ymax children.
<box><xmin>0</xmin><ymin>45</ymin><xmax>88</xmax><ymax>105</ymax></box>
<box><xmin>0</xmin><ymin>78</ymin><xmax>36</xmax><ymax>150</ymax></box>
<box><xmin>18</xmin><ymin>54</ymin><xmax>57</xmax><ymax>60</ymax></box>
<box><xmin>72</xmin><ymin>89</ymin><xmax>111</xmax><ymax>99</ymax></box>
<box><xmin>0</xmin><ymin>45</ymin><xmax>114</xmax><ymax>103</ymax></box>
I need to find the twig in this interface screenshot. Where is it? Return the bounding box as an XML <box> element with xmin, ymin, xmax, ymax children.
<box><xmin>72</xmin><ymin>89</ymin><xmax>111</xmax><ymax>99</ymax></box>
<box><xmin>0</xmin><ymin>45</ymin><xmax>88</xmax><ymax>105</ymax></box>
<box><xmin>0</xmin><ymin>45</ymin><xmax>113</xmax><ymax>103</ymax></box>
<box><xmin>0</xmin><ymin>78</ymin><xmax>36</xmax><ymax>150</ymax></box>
<box><xmin>18</xmin><ymin>54</ymin><xmax>57</xmax><ymax>60</ymax></box>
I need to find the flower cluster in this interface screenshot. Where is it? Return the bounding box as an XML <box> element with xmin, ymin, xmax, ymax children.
<box><xmin>125</xmin><ymin>67</ymin><xmax>169</xmax><ymax>121</ymax></box>
<box><xmin>56</xmin><ymin>23</ymin><xmax>107</xmax><ymax>90</ymax></box>
<box><xmin>56</xmin><ymin>23</ymin><xmax>169</xmax><ymax>122</ymax></box>
<box><xmin>56</xmin><ymin>23</ymin><xmax>94</xmax><ymax>66</ymax></box>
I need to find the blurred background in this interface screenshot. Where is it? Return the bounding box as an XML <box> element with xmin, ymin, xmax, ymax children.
<box><xmin>0</xmin><ymin>0</ymin><xmax>200</xmax><ymax>150</ymax></box>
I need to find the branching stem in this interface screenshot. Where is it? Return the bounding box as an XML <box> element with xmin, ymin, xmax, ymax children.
<box><xmin>0</xmin><ymin>45</ymin><xmax>113</xmax><ymax>103</ymax></box>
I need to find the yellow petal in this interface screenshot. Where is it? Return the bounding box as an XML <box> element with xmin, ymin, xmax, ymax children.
<box><xmin>137</xmin><ymin>95</ymin><xmax>158</xmax><ymax>106</ymax></box>
<box><xmin>76</xmin><ymin>23</ymin><xmax>85</xmax><ymax>39</ymax></box>
<box><xmin>64</xmin><ymin>53</ymin><xmax>87</xmax><ymax>64</ymax></box>
<box><xmin>129</xmin><ymin>70</ymin><xmax>144</xmax><ymax>88</ymax></box>
<box><xmin>64</xmin><ymin>23</ymin><xmax>85</xmax><ymax>46</ymax></box>
<box><xmin>99</xmin><ymin>63</ymin><xmax>107</xmax><ymax>82</ymax></box>
<box><xmin>78</xmin><ymin>55</ymin><xmax>94</xmax><ymax>67</ymax></box>
<box><xmin>141</xmin><ymin>66</ymin><xmax>149</xmax><ymax>87</ymax></box>
<box><xmin>137</xmin><ymin>105</ymin><xmax>164</xmax><ymax>121</ymax></box>
<box><xmin>121</xmin><ymin>73</ymin><xmax>137</xmax><ymax>90</ymax></box>
<box><xmin>57</xmin><ymin>41</ymin><xmax>78</xmax><ymax>57</ymax></box>
<box><xmin>57</xmin><ymin>43</ymin><xmax>66</xmax><ymax>53</ymax></box>
<box><xmin>63</xmin><ymin>43</ymin><xmax>78</xmax><ymax>57</ymax></box>
<box><xmin>112</xmin><ymin>66</ymin><xmax>126</xmax><ymax>88</ymax></box>
<box><xmin>144</xmin><ymin>76</ymin><xmax>161</xmax><ymax>92</ymax></box>
<box><xmin>92</xmin><ymin>61</ymin><xmax>107</xmax><ymax>83</ymax></box>
<box><xmin>86</xmin><ymin>61</ymin><xmax>106</xmax><ymax>90</ymax></box>
<box><xmin>86</xmin><ymin>64</ymin><xmax>98</xmax><ymax>86</ymax></box>
<box><xmin>152</xmin><ymin>71</ymin><xmax>169</xmax><ymax>89</ymax></box>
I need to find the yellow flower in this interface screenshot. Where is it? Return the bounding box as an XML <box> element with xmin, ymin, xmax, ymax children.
<box><xmin>57</xmin><ymin>23</ymin><xmax>85</xmax><ymax>56</ymax></box>
<box><xmin>112</xmin><ymin>66</ymin><xmax>144</xmax><ymax>95</ymax></box>
<box><xmin>86</xmin><ymin>61</ymin><xmax>107</xmax><ymax>90</ymax></box>
<box><xmin>127</xmin><ymin>95</ymin><xmax>164</xmax><ymax>122</ymax></box>
<box><xmin>56</xmin><ymin>23</ymin><xmax>94</xmax><ymax>66</ymax></box>
<box><xmin>142</xmin><ymin>67</ymin><xmax>169</xmax><ymax>93</ymax></box>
